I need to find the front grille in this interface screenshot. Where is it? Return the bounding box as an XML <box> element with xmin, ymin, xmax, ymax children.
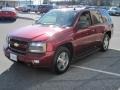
<box><xmin>9</xmin><ymin>38</ymin><xmax>28</xmax><ymax>54</ymax></box>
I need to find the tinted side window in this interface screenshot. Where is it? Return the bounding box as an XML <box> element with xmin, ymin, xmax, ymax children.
<box><xmin>91</xmin><ymin>11</ymin><xmax>103</xmax><ymax>24</ymax></box>
<box><xmin>77</xmin><ymin>11</ymin><xmax>92</xmax><ymax>29</ymax></box>
<box><xmin>99</xmin><ymin>9</ymin><xmax>112</xmax><ymax>24</ymax></box>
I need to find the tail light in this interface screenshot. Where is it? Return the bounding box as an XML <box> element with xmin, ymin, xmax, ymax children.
<box><xmin>0</xmin><ymin>11</ymin><xmax>2</xmax><ymax>16</ymax></box>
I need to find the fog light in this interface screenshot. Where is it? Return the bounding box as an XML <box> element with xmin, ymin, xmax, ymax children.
<box><xmin>32</xmin><ymin>60</ymin><xmax>40</xmax><ymax>64</ymax></box>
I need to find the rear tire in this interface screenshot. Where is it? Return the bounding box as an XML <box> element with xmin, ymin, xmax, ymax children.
<box><xmin>51</xmin><ymin>46</ymin><xmax>71</xmax><ymax>74</ymax></box>
<box><xmin>101</xmin><ymin>34</ymin><xmax>110</xmax><ymax>51</ymax></box>
<box><xmin>11</xmin><ymin>18</ymin><xmax>16</xmax><ymax>22</ymax></box>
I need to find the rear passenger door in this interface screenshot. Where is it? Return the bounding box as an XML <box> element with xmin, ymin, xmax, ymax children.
<box><xmin>73</xmin><ymin>11</ymin><xmax>97</xmax><ymax>56</ymax></box>
<box><xmin>90</xmin><ymin>10</ymin><xmax>105</xmax><ymax>46</ymax></box>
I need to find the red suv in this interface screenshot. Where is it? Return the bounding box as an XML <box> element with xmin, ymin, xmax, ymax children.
<box><xmin>4</xmin><ymin>8</ymin><xmax>113</xmax><ymax>74</ymax></box>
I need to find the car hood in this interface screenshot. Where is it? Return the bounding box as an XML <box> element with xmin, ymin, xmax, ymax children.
<box><xmin>10</xmin><ymin>25</ymin><xmax>64</xmax><ymax>41</ymax></box>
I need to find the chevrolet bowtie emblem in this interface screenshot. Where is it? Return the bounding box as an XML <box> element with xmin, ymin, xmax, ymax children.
<box><xmin>14</xmin><ymin>43</ymin><xmax>19</xmax><ymax>47</ymax></box>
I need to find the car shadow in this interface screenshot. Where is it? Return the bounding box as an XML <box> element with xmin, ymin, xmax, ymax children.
<box><xmin>0</xmin><ymin>19</ymin><xmax>16</xmax><ymax>24</ymax></box>
<box><xmin>111</xmin><ymin>15</ymin><xmax>120</xmax><ymax>17</ymax></box>
<box><xmin>72</xmin><ymin>49</ymin><xmax>120</xmax><ymax>69</ymax></box>
<box><xmin>0</xmin><ymin>49</ymin><xmax>120</xmax><ymax>90</ymax></box>
<box><xmin>0</xmin><ymin>62</ymin><xmax>56</xmax><ymax>90</ymax></box>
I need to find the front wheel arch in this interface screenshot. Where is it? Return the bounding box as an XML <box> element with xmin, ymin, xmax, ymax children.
<box><xmin>55</xmin><ymin>43</ymin><xmax>74</xmax><ymax>59</ymax></box>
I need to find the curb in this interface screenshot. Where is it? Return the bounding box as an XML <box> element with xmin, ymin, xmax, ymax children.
<box><xmin>17</xmin><ymin>16</ymin><xmax>34</xmax><ymax>20</ymax></box>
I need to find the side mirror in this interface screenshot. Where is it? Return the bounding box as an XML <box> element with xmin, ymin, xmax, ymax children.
<box><xmin>34</xmin><ymin>14</ymin><xmax>45</xmax><ymax>24</ymax></box>
<box><xmin>34</xmin><ymin>20</ymin><xmax>39</xmax><ymax>24</ymax></box>
<box><xmin>35</xmin><ymin>13</ymin><xmax>45</xmax><ymax>21</ymax></box>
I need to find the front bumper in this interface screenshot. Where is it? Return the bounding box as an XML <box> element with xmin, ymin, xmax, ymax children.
<box><xmin>4</xmin><ymin>47</ymin><xmax>55</xmax><ymax>68</ymax></box>
<box><xmin>109</xmin><ymin>12</ymin><xmax>120</xmax><ymax>15</ymax></box>
<box><xmin>0</xmin><ymin>15</ymin><xmax>16</xmax><ymax>19</ymax></box>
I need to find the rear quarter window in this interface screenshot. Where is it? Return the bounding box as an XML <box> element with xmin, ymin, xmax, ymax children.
<box><xmin>91</xmin><ymin>10</ymin><xmax>103</xmax><ymax>25</ymax></box>
<box><xmin>99</xmin><ymin>9</ymin><xmax>112</xmax><ymax>24</ymax></box>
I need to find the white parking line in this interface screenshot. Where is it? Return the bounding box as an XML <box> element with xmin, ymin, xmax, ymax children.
<box><xmin>71</xmin><ymin>65</ymin><xmax>120</xmax><ymax>77</ymax></box>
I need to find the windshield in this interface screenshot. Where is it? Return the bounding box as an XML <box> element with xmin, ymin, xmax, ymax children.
<box><xmin>35</xmin><ymin>10</ymin><xmax>77</xmax><ymax>27</ymax></box>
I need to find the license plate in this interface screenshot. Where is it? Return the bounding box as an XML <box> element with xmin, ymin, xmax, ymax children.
<box><xmin>10</xmin><ymin>53</ymin><xmax>17</xmax><ymax>61</ymax></box>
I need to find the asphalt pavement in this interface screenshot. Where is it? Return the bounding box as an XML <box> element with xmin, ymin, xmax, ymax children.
<box><xmin>0</xmin><ymin>16</ymin><xmax>120</xmax><ymax>90</ymax></box>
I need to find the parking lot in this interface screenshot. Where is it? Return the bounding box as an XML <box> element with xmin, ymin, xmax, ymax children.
<box><xmin>0</xmin><ymin>16</ymin><xmax>120</xmax><ymax>90</ymax></box>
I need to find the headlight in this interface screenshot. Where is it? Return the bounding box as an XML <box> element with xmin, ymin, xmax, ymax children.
<box><xmin>29</xmin><ymin>42</ymin><xmax>46</xmax><ymax>53</ymax></box>
<box><xmin>6</xmin><ymin>35</ymin><xmax>10</xmax><ymax>42</ymax></box>
<box><xmin>6</xmin><ymin>35</ymin><xmax>10</xmax><ymax>46</ymax></box>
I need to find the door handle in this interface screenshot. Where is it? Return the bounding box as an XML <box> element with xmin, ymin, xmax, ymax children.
<box><xmin>86</xmin><ymin>32</ymin><xmax>89</xmax><ymax>35</ymax></box>
<box><xmin>91</xmin><ymin>29</ymin><xmax>95</xmax><ymax>32</ymax></box>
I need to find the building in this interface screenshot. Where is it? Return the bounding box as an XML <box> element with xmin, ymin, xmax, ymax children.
<box><xmin>0</xmin><ymin>0</ymin><xmax>34</xmax><ymax>7</ymax></box>
<box><xmin>111</xmin><ymin>0</ymin><xmax>120</xmax><ymax>6</ymax></box>
<box><xmin>1</xmin><ymin>0</ymin><xmax>119</xmax><ymax>7</ymax></box>
<box><xmin>77</xmin><ymin>0</ymin><xmax>112</xmax><ymax>6</ymax></box>
<box><xmin>0</xmin><ymin>0</ymin><xmax>18</xmax><ymax>7</ymax></box>
<box><xmin>79</xmin><ymin>0</ymin><xmax>120</xmax><ymax>6</ymax></box>
<box><xmin>50</xmin><ymin>0</ymin><xmax>120</xmax><ymax>6</ymax></box>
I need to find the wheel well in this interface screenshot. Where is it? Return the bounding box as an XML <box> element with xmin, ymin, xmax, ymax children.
<box><xmin>59</xmin><ymin>43</ymin><xmax>73</xmax><ymax>58</ymax></box>
<box><xmin>106</xmin><ymin>31</ymin><xmax>111</xmax><ymax>38</ymax></box>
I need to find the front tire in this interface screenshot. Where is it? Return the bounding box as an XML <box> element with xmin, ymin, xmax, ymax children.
<box><xmin>52</xmin><ymin>47</ymin><xmax>71</xmax><ymax>74</ymax></box>
<box><xmin>101</xmin><ymin>34</ymin><xmax>110</xmax><ymax>51</ymax></box>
